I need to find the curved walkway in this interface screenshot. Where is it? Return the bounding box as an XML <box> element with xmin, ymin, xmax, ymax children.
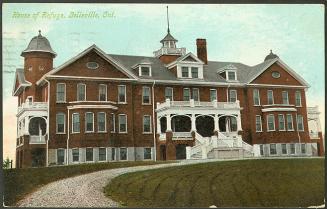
<box><xmin>17</xmin><ymin>159</ymin><xmax>223</xmax><ymax>207</ymax></box>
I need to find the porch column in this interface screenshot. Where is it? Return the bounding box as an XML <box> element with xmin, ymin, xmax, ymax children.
<box><xmin>157</xmin><ymin>117</ymin><xmax>161</xmax><ymax>134</ymax></box>
<box><xmin>166</xmin><ymin>114</ymin><xmax>172</xmax><ymax>132</ymax></box>
<box><xmin>24</xmin><ymin>116</ymin><xmax>29</xmax><ymax>135</ymax></box>
<box><xmin>226</xmin><ymin>117</ymin><xmax>230</xmax><ymax>133</ymax></box>
<box><xmin>237</xmin><ymin>114</ymin><xmax>242</xmax><ymax>131</ymax></box>
<box><xmin>214</xmin><ymin>115</ymin><xmax>219</xmax><ymax>132</ymax></box>
<box><xmin>191</xmin><ymin>114</ymin><xmax>196</xmax><ymax>132</ymax></box>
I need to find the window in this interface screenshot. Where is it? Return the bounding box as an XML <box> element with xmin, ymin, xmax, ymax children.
<box><xmin>230</xmin><ymin>117</ymin><xmax>237</xmax><ymax>132</ymax></box>
<box><xmin>111</xmin><ymin>148</ymin><xmax>116</xmax><ymax>160</ymax></box>
<box><xmin>290</xmin><ymin>144</ymin><xmax>295</xmax><ymax>154</ymax></box>
<box><xmin>278</xmin><ymin>114</ymin><xmax>285</xmax><ymax>131</ymax></box>
<box><xmin>143</xmin><ymin>115</ymin><xmax>151</xmax><ymax>133</ymax></box>
<box><xmin>110</xmin><ymin>113</ymin><xmax>115</xmax><ymax>133</ymax></box>
<box><xmin>272</xmin><ymin>71</ymin><xmax>281</xmax><ymax>78</ymax></box>
<box><xmin>119</xmin><ymin>114</ymin><xmax>127</xmax><ymax>133</ymax></box>
<box><xmin>301</xmin><ymin>144</ymin><xmax>306</xmax><ymax>154</ymax></box>
<box><xmin>142</xmin><ymin>86</ymin><xmax>151</xmax><ymax>104</ymax></box>
<box><xmin>140</xmin><ymin>66</ymin><xmax>150</xmax><ymax>76</ymax></box>
<box><xmin>191</xmin><ymin>67</ymin><xmax>198</xmax><ymax>78</ymax></box>
<box><xmin>267</xmin><ymin>114</ymin><xmax>275</xmax><ymax>131</ymax></box>
<box><xmin>86</xmin><ymin>62</ymin><xmax>99</xmax><ymax>69</ymax></box>
<box><xmin>118</xmin><ymin>85</ymin><xmax>126</xmax><ymax>103</ymax></box>
<box><xmin>210</xmin><ymin>89</ymin><xmax>217</xmax><ymax>102</ymax></box>
<box><xmin>165</xmin><ymin>87</ymin><xmax>173</xmax><ymax>101</ymax></box>
<box><xmin>72</xmin><ymin>113</ymin><xmax>80</xmax><ymax>133</ymax></box>
<box><xmin>97</xmin><ymin>112</ymin><xmax>106</xmax><ymax>132</ymax></box>
<box><xmin>27</xmin><ymin>96</ymin><xmax>33</xmax><ymax>105</ymax></box>
<box><xmin>85</xmin><ymin>112</ymin><xmax>94</xmax><ymax>132</ymax></box>
<box><xmin>56</xmin><ymin>113</ymin><xmax>65</xmax><ymax>133</ymax></box>
<box><xmin>99</xmin><ymin>84</ymin><xmax>107</xmax><ymax>101</ymax></box>
<box><xmin>267</xmin><ymin>90</ymin><xmax>274</xmax><ymax>105</ymax></box>
<box><xmin>77</xmin><ymin>83</ymin><xmax>86</xmax><ymax>101</ymax></box>
<box><xmin>192</xmin><ymin>88</ymin><xmax>200</xmax><ymax>101</ymax></box>
<box><xmin>99</xmin><ymin>148</ymin><xmax>106</xmax><ymax>161</ymax></box>
<box><xmin>86</xmin><ymin>148</ymin><xmax>93</xmax><ymax>162</ymax></box>
<box><xmin>227</xmin><ymin>71</ymin><xmax>236</xmax><ymax>80</ymax></box>
<box><xmin>56</xmin><ymin>83</ymin><xmax>66</xmax><ymax>102</ymax></box>
<box><xmin>72</xmin><ymin>148</ymin><xmax>79</xmax><ymax>162</ymax></box>
<box><xmin>282</xmin><ymin>91</ymin><xmax>289</xmax><ymax>105</ymax></box>
<box><xmin>270</xmin><ymin>144</ymin><xmax>277</xmax><ymax>155</ymax></box>
<box><xmin>295</xmin><ymin>91</ymin><xmax>302</xmax><ymax>106</ymax></box>
<box><xmin>183</xmin><ymin>88</ymin><xmax>190</xmax><ymax>101</ymax></box>
<box><xmin>229</xmin><ymin>90</ymin><xmax>237</xmax><ymax>102</ymax></box>
<box><xmin>253</xmin><ymin>89</ymin><xmax>260</xmax><ymax>105</ymax></box>
<box><xmin>281</xmin><ymin>144</ymin><xmax>287</xmax><ymax>154</ymax></box>
<box><xmin>286</xmin><ymin>114</ymin><xmax>294</xmax><ymax>130</ymax></box>
<box><xmin>255</xmin><ymin>115</ymin><xmax>262</xmax><ymax>132</ymax></box>
<box><xmin>57</xmin><ymin>149</ymin><xmax>65</xmax><ymax>165</ymax></box>
<box><xmin>144</xmin><ymin>148</ymin><xmax>152</xmax><ymax>160</ymax></box>
<box><xmin>297</xmin><ymin>115</ymin><xmax>304</xmax><ymax>131</ymax></box>
<box><xmin>120</xmin><ymin>148</ymin><xmax>127</xmax><ymax>160</ymax></box>
<box><xmin>181</xmin><ymin>67</ymin><xmax>189</xmax><ymax>77</ymax></box>
<box><xmin>260</xmin><ymin>145</ymin><xmax>264</xmax><ymax>156</ymax></box>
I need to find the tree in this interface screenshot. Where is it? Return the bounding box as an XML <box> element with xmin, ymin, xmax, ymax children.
<box><xmin>3</xmin><ymin>157</ymin><xmax>12</xmax><ymax>169</ymax></box>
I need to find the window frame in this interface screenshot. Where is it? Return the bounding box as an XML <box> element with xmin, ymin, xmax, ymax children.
<box><xmin>210</xmin><ymin>89</ymin><xmax>217</xmax><ymax>102</ymax></box>
<box><xmin>267</xmin><ymin>90</ymin><xmax>274</xmax><ymax>105</ymax></box>
<box><xmin>192</xmin><ymin>88</ymin><xmax>200</xmax><ymax>101</ymax></box>
<box><xmin>143</xmin><ymin>147</ymin><xmax>152</xmax><ymax>160</ymax></box>
<box><xmin>226</xmin><ymin>70</ymin><xmax>237</xmax><ymax>81</ymax></box>
<box><xmin>253</xmin><ymin>89</ymin><xmax>260</xmax><ymax>106</ymax></box>
<box><xmin>297</xmin><ymin>114</ymin><xmax>304</xmax><ymax>131</ymax></box>
<box><xmin>140</xmin><ymin>65</ymin><xmax>151</xmax><ymax>77</ymax></box>
<box><xmin>85</xmin><ymin>112</ymin><xmax>94</xmax><ymax>133</ymax></box>
<box><xmin>118</xmin><ymin>85</ymin><xmax>127</xmax><ymax>104</ymax></box>
<box><xmin>181</xmin><ymin>67</ymin><xmax>189</xmax><ymax>78</ymax></box>
<box><xmin>286</xmin><ymin>114</ymin><xmax>294</xmax><ymax>131</ymax></box>
<box><xmin>259</xmin><ymin>145</ymin><xmax>264</xmax><ymax>156</ymax></box>
<box><xmin>98</xmin><ymin>84</ymin><xmax>107</xmax><ymax>101</ymax></box>
<box><xmin>183</xmin><ymin>88</ymin><xmax>190</xmax><ymax>101</ymax></box>
<box><xmin>295</xmin><ymin>91</ymin><xmax>302</xmax><ymax>107</ymax></box>
<box><xmin>98</xmin><ymin>147</ymin><xmax>107</xmax><ymax>162</ymax></box>
<box><xmin>56</xmin><ymin>112</ymin><xmax>66</xmax><ymax>134</ymax></box>
<box><xmin>301</xmin><ymin>143</ymin><xmax>306</xmax><ymax>154</ymax></box>
<box><xmin>269</xmin><ymin>144</ymin><xmax>277</xmax><ymax>155</ymax></box>
<box><xmin>56</xmin><ymin>83</ymin><xmax>66</xmax><ymax>103</ymax></box>
<box><xmin>57</xmin><ymin>148</ymin><xmax>65</xmax><ymax>165</ymax></box>
<box><xmin>77</xmin><ymin>83</ymin><xmax>86</xmax><ymax>101</ymax></box>
<box><xmin>111</xmin><ymin>147</ymin><xmax>116</xmax><ymax>161</ymax></box>
<box><xmin>142</xmin><ymin>86</ymin><xmax>151</xmax><ymax>105</ymax></box>
<box><xmin>165</xmin><ymin>87</ymin><xmax>173</xmax><ymax>101</ymax></box>
<box><xmin>228</xmin><ymin>89</ymin><xmax>237</xmax><ymax>102</ymax></box>
<box><xmin>255</xmin><ymin>115</ymin><xmax>262</xmax><ymax>132</ymax></box>
<box><xmin>267</xmin><ymin>114</ymin><xmax>275</xmax><ymax>132</ymax></box>
<box><xmin>119</xmin><ymin>147</ymin><xmax>128</xmax><ymax>161</ymax></box>
<box><xmin>118</xmin><ymin>114</ymin><xmax>127</xmax><ymax>133</ymax></box>
<box><xmin>72</xmin><ymin>148</ymin><xmax>79</xmax><ymax>163</ymax></box>
<box><xmin>278</xmin><ymin>114</ymin><xmax>286</xmax><ymax>131</ymax></box>
<box><xmin>282</xmin><ymin>91</ymin><xmax>289</xmax><ymax>105</ymax></box>
<box><xmin>72</xmin><ymin>113</ymin><xmax>80</xmax><ymax>133</ymax></box>
<box><xmin>191</xmin><ymin>67</ymin><xmax>199</xmax><ymax>78</ymax></box>
<box><xmin>281</xmin><ymin>144</ymin><xmax>287</xmax><ymax>155</ymax></box>
<box><xmin>143</xmin><ymin>115</ymin><xmax>152</xmax><ymax>134</ymax></box>
<box><xmin>85</xmin><ymin>147</ymin><xmax>94</xmax><ymax>162</ymax></box>
<box><xmin>97</xmin><ymin>112</ymin><xmax>106</xmax><ymax>133</ymax></box>
<box><xmin>290</xmin><ymin>143</ymin><xmax>296</xmax><ymax>155</ymax></box>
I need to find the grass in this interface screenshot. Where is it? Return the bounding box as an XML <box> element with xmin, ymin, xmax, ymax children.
<box><xmin>3</xmin><ymin>161</ymin><xmax>173</xmax><ymax>206</ymax></box>
<box><xmin>105</xmin><ymin>158</ymin><xmax>325</xmax><ymax>207</ymax></box>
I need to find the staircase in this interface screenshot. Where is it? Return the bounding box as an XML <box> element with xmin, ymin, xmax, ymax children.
<box><xmin>187</xmin><ymin>132</ymin><xmax>254</xmax><ymax>159</ymax></box>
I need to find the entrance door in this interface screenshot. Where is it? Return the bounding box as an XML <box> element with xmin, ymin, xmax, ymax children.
<box><xmin>160</xmin><ymin>145</ymin><xmax>166</xmax><ymax>160</ymax></box>
<box><xmin>31</xmin><ymin>148</ymin><xmax>46</xmax><ymax>167</ymax></box>
<box><xmin>176</xmin><ymin>144</ymin><xmax>187</xmax><ymax>160</ymax></box>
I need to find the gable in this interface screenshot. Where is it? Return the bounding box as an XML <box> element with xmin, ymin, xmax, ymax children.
<box><xmin>54</xmin><ymin>50</ymin><xmax>130</xmax><ymax>78</ymax></box>
<box><xmin>182</xmin><ymin>56</ymin><xmax>198</xmax><ymax>62</ymax></box>
<box><xmin>251</xmin><ymin>63</ymin><xmax>304</xmax><ymax>86</ymax></box>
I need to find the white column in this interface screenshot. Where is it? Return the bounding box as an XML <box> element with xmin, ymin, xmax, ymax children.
<box><xmin>201</xmin><ymin>146</ymin><xmax>207</xmax><ymax>159</ymax></box>
<box><xmin>226</xmin><ymin>117</ymin><xmax>230</xmax><ymax>133</ymax></box>
<box><xmin>24</xmin><ymin>116</ymin><xmax>29</xmax><ymax>135</ymax></box>
<box><xmin>237</xmin><ymin>114</ymin><xmax>242</xmax><ymax>131</ymax></box>
<box><xmin>191</xmin><ymin>114</ymin><xmax>196</xmax><ymax>132</ymax></box>
<box><xmin>214</xmin><ymin>115</ymin><xmax>219</xmax><ymax>132</ymax></box>
<box><xmin>190</xmin><ymin>99</ymin><xmax>195</xmax><ymax>107</ymax></box>
<box><xmin>166</xmin><ymin>114</ymin><xmax>172</xmax><ymax>132</ymax></box>
<box><xmin>157</xmin><ymin>117</ymin><xmax>161</xmax><ymax>134</ymax></box>
<box><xmin>186</xmin><ymin>146</ymin><xmax>191</xmax><ymax>159</ymax></box>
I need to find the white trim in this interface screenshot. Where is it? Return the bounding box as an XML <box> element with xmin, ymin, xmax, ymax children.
<box><xmin>286</xmin><ymin>114</ymin><xmax>294</xmax><ymax>131</ymax></box>
<box><xmin>267</xmin><ymin>90</ymin><xmax>274</xmax><ymax>105</ymax></box>
<box><xmin>246</xmin><ymin>83</ymin><xmax>308</xmax><ymax>88</ymax></box>
<box><xmin>210</xmin><ymin>89</ymin><xmax>217</xmax><ymax>102</ymax></box>
<box><xmin>226</xmin><ymin>70</ymin><xmax>237</xmax><ymax>81</ymax></box>
<box><xmin>85</xmin><ymin>112</ymin><xmax>94</xmax><ymax>133</ymax></box>
<box><xmin>282</xmin><ymin>91</ymin><xmax>289</xmax><ymax>105</ymax></box>
<box><xmin>98</xmin><ymin>147</ymin><xmax>107</xmax><ymax>162</ymax></box>
<box><xmin>262</xmin><ymin>108</ymin><xmax>297</xmax><ymax>112</ymax></box>
<box><xmin>255</xmin><ymin>115</ymin><xmax>262</xmax><ymax>132</ymax></box>
<box><xmin>98</xmin><ymin>84</ymin><xmax>108</xmax><ymax>101</ymax></box>
<box><xmin>165</xmin><ymin>87</ymin><xmax>174</xmax><ymax>101</ymax></box>
<box><xmin>67</xmin><ymin>105</ymin><xmax>118</xmax><ymax>110</ymax></box>
<box><xmin>118</xmin><ymin>85</ymin><xmax>127</xmax><ymax>104</ymax></box>
<box><xmin>143</xmin><ymin>115</ymin><xmax>152</xmax><ymax>134</ymax></box>
<box><xmin>56</xmin><ymin>83</ymin><xmax>66</xmax><ymax>103</ymax></box>
<box><xmin>85</xmin><ymin>147</ymin><xmax>94</xmax><ymax>162</ymax></box>
<box><xmin>97</xmin><ymin>112</ymin><xmax>107</xmax><ymax>133</ymax></box>
<box><xmin>56</xmin><ymin>112</ymin><xmax>66</xmax><ymax>134</ymax></box>
<box><xmin>267</xmin><ymin>114</ymin><xmax>275</xmax><ymax>131</ymax></box>
<box><xmin>110</xmin><ymin>113</ymin><xmax>116</xmax><ymax>133</ymax></box>
<box><xmin>278</xmin><ymin>114</ymin><xmax>286</xmax><ymax>131</ymax></box>
<box><xmin>118</xmin><ymin>114</ymin><xmax>127</xmax><ymax>133</ymax></box>
<box><xmin>253</xmin><ymin>89</ymin><xmax>260</xmax><ymax>106</ymax></box>
<box><xmin>77</xmin><ymin>83</ymin><xmax>86</xmax><ymax>101</ymax></box>
<box><xmin>69</xmin><ymin>101</ymin><xmax>116</xmax><ymax>104</ymax></box>
<box><xmin>119</xmin><ymin>147</ymin><xmax>128</xmax><ymax>161</ymax></box>
<box><xmin>142</xmin><ymin>86</ymin><xmax>151</xmax><ymax>105</ymax></box>
<box><xmin>138</xmin><ymin>65</ymin><xmax>152</xmax><ymax>77</ymax></box>
<box><xmin>71</xmin><ymin>113</ymin><xmax>80</xmax><ymax>133</ymax></box>
<box><xmin>38</xmin><ymin>75</ymin><xmax>136</xmax><ymax>85</ymax></box>
<box><xmin>166</xmin><ymin>52</ymin><xmax>204</xmax><ymax>68</ymax></box>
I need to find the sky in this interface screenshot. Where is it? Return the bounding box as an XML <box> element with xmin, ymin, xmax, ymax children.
<box><xmin>2</xmin><ymin>4</ymin><xmax>325</xmax><ymax>163</ymax></box>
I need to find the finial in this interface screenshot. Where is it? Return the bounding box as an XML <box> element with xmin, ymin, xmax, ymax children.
<box><xmin>270</xmin><ymin>49</ymin><xmax>272</xmax><ymax>54</ymax></box>
<box><xmin>38</xmin><ymin>30</ymin><xmax>41</xmax><ymax>36</ymax></box>
<box><xmin>166</xmin><ymin>6</ymin><xmax>170</xmax><ymax>33</ymax></box>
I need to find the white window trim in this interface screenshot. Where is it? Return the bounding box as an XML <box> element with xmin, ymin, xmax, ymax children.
<box><xmin>56</xmin><ymin>83</ymin><xmax>66</xmax><ymax>103</ymax></box>
<box><xmin>191</xmin><ymin>67</ymin><xmax>199</xmax><ymax>78</ymax></box>
<box><xmin>296</xmin><ymin>115</ymin><xmax>304</xmax><ymax>132</ymax></box>
<box><xmin>267</xmin><ymin>90</ymin><xmax>274</xmax><ymax>105</ymax></box>
<box><xmin>85</xmin><ymin>147</ymin><xmax>94</xmax><ymax>162</ymax></box>
<box><xmin>253</xmin><ymin>89</ymin><xmax>261</xmax><ymax>106</ymax></box>
<box><xmin>267</xmin><ymin>114</ymin><xmax>275</xmax><ymax>132</ymax></box>
<box><xmin>119</xmin><ymin>147</ymin><xmax>128</xmax><ymax>161</ymax></box>
<box><xmin>278</xmin><ymin>114</ymin><xmax>286</xmax><ymax>131</ymax></box>
<box><xmin>286</xmin><ymin>114</ymin><xmax>294</xmax><ymax>131</ymax></box>
<box><xmin>290</xmin><ymin>143</ymin><xmax>296</xmax><ymax>155</ymax></box>
<box><xmin>165</xmin><ymin>87</ymin><xmax>174</xmax><ymax>101</ymax></box>
<box><xmin>117</xmin><ymin>85</ymin><xmax>127</xmax><ymax>104</ymax></box>
<box><xmin>226</xmin><ymin>70</ymin><xmax>237</xmax><ymax>81</ymax></box>
<box><xmin>281</xmin><ymin>144</ymin><xmax>288</xmax><ymax>155</ymax></box>
<box><xmin>282</xmin><ymin>91</ymin><xmax>289</xmax><ymax>105</ymax></box>
<box><xmin>56</xmin><ymin>112</ymin><xmax>66</xmax><ymax>134</ymax></box>
<box><xmin>110</xmin><ymin>113</ymin><xmax>116</xmax><ymax>133</ymax></box>
<box><xmin>269</xmin><ymin>144</ymin><xmax>277</xmax><ymax>155</ymax></box>
<box><xmin>255</xmin><ymin>115</ymin><xmax>262</xmax><ymax>132</ymax></box>
<box><xmin>143</xmin><ymin>147</ymin><xmax>152</xmax><ymax>160</ymax></box>
<box><xmin>71</xmin><ymin>113</ymin><xmax>80</xmax><ymax>134</ymax></box>
<box><xmin>98</xmin><ymin>84</ymin><xmax>108</xmax><ymax>101</ymax></box>
<box><xmin>142</xmin><ymin>86</ymin><xmax>151</xmax><ymax>105</ymax></box>
<box><xmin>77</xmin><ymin>83</ymin><xmax>86</xmax><ymax>101</ymax></box>
<box><xmin>139</xmin><ymin>65</ymin><xmax>152</xmax><ymax>77</ymax></box>
<box><xmin>210</xmin><ymin>89</ymin><xmax>217</xmax><ymax>102</ymax></box>
<box><xmin>72</xmin><ymin>148</ymin><xmax>80</xmax><ymax>163</ymax></box>
<box><xmin>118</xmin><ymin>114</ymin><xmax>128</xmax><ymax>133</ymax></box>
<box><xmin>183</xmin><ymin>88</ymin><xmax>190</xmax><ymax>101</ymax></box>
<box><xmin>192</xmin><ymin>88</ymin><xmax>200</xmax><ymax>101</ymax></box>
<box><xmin>98</xmin><ymin>147</ymin><xmax>107</xmax><ymax>162</ymax></box>
<box><xmin>143</xmin><ymin>115</ymin><xmax>152</xmax><ymax>134</ymax></box>
<box><xmin>295</xmin><ymin>91</ymin><xmax>302</xmax><ymax>107</ymax></box>
<box><xmin>56</xmin><ymin>148</ymin><xmax>65</xmax><ymax>165</ymax></box>
<box><xmin>97</xmin><ymin>112</ymin><xmax>107</xmax><ymax>133</ymax></box>
<box><xmin>181</xmin><ymin>66</ymin><xmax>190</xmax><ymax>78</ymax></box>
<box><xmin>229</xmin><ymin>89</ymin><xmax>237</xmax><ymax>102</ymax></box>
<box><xmin>85</xmin><ymin>112</ymin><xmax>94</xmax><ymax>133</ymax></box>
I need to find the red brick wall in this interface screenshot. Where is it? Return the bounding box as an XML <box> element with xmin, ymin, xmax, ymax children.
<box><xmin>159</xmin><ymin>55</ymin><xmax>180</xmax><ymax>64</ymax></box>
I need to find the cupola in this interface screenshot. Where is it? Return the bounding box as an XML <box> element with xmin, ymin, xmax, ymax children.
<box><xmin>21</xmin><ymin>30</ymin><xmax>57</xmax><ymax>57</ymax></box>
<box><xmin>264</xmin><ymin>50</ymin><xmax>279</xmax><ymax>61</ymax></box>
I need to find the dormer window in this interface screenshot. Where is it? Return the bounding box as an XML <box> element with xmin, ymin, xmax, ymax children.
<box><xmin>226</xmin><ymin>70</ymin><xmax>237</xmax><ymax>81</ymax></box>
<box><xmin>140</xmin><ymin>66</ymin><xmax>151</xmax><ymax>76</ymax></box>
<box><xmin>191</xmin><ymin>67</ymin><xmax>198</xmax><ymax>78</ymax></box>
<box><xmin>181</xmin><ymin>67</ymin><xmax>189</xmax><ymax>77</ymax></box>
<box><xmin>132</xmin><ymin>61</ymin><xmax>152</xmax><ymax>77</ymax></box>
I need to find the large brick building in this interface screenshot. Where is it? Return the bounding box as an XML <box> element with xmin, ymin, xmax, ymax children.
<box><xmin>13</xmin><ymin>28</ymin><xmax>324</xmax><ymax>168</ymax></box>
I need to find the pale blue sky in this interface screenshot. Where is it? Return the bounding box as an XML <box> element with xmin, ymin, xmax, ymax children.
<box><xmin>2</xmin><ymin>4</ymin><xmax>325</xmax><ymax>160</ymax></box>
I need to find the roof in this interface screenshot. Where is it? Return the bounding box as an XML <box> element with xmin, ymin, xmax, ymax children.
<box><xmin>21</xmin><ymin>31</ymin><xmax>57</xmax><ymax>57</ymax></box>
<box><xmin>160</xmin><ymin>32</ymin><xmax>178</xmax><ymax>43</ymax></box>
<box><xmin>12</xmin><ymin>68</ymin><xmax>32</xmax><ymax>96</ymax></box>
<box><xmin>264</xmin><ymin>50</ymin><xmax>279</xmax><ymax>61</ymax></box>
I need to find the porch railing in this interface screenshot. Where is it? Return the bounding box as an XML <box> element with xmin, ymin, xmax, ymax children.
<box><xmin>157</xmin><ymin>99</ymin><xmax>240</xmax><ymax>110</ymax></box>
<box><xmin>309</xmin><ymin>132</ymin><xmax>319</xmax><ymax>138</ymax></box>
<box><xmin>18</xmin><ymin>102</ymin><xmax>48</xmax><ymax>113</ymax></box>
<box><xmin>172</xmin><ymin>132</ymin><xmax>192</xmax><ymax>140</ymax></box>
<box><xmin>29</xmin><ymin>135</ymin><xmax>46</xmax><ymax>144</ymax></box>
<box><xmin>159</xmin><ymin>133</ymin><xmax>166</xmax><ymax>141</ymax></box>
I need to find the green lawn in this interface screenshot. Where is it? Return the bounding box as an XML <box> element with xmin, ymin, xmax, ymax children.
<box><xmin>3</xmin><ymin>161</ymin><xmax>172</xmax><ymax>206</ymax></box>
<box><xmin>105</xmin><ymin>158</ymin><xmax>325</xmax><ymax>207</ymax></box>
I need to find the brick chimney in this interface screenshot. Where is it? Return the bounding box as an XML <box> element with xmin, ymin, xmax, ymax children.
<box><xmin>196</xmin><ymin>39</ymin><xmax>207</xmax><ymax>65</ymax></box>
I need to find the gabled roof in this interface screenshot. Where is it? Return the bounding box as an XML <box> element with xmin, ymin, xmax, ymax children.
<box><xmin>12</xmin><ymin>68</ymin><xmax>32</xmax><ymax>96</ymax></box>
<box><xmin>160</xmin><ymin>32</ymin><xmax>178</xmax><ymax>43</ymax></box>
<box><xmin>166</xmin><ymin>52</ymin><xmax>204</xmax><ymax>68</ymax></box>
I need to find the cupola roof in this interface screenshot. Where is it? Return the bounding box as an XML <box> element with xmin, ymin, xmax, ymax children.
<box><xmin>21</xmin><ymin>30</ymin><xmax>57</xmax><ymax>57</ymax></box>
<box><xmin>264</xmin><ymin>50</ymin><xmax>279</xmax><ymax>61</ymax></box>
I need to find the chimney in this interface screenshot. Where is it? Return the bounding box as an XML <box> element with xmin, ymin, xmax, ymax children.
<box><xmin>196</xmin><ymin>39</ymin><xmax>207</xmax><ymax>65</ymax></box>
